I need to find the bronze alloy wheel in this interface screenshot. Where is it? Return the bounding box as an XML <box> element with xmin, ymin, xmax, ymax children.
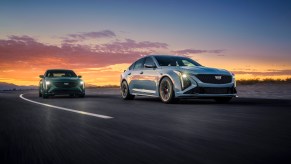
<box><xmin>159</xmin><ymin>77</ymin><xmax>175</xmax><ymax>103</ymax></box>
<box><xmin>121</xmin><ymin>81</ymin><xmax>135</xmax><ymax>100</ymax></box>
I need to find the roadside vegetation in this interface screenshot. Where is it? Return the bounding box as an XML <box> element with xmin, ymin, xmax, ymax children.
<box><xmin>237</xmin><ymin>78</ymin><xmax>291</xmax><ymax>85</ymax></box>
<box><xmin>86</xmin><ymin>84</ymin><xmax>119</xmax><ymax>88</ymax></box>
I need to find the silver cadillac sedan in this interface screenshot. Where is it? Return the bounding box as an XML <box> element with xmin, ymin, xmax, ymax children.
<box><xmin>120</xmin><ymin>55</ymin><xmax>237</xmax><ymax>103</ymax></box>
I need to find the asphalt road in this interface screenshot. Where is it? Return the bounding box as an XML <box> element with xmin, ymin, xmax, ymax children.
<box><xmin>1</xmin><ymin>89</ymin><xmax>291</xmax><ymax>164</ymax></box>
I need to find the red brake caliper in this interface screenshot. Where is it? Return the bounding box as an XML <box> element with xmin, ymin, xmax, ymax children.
<box><xmin>164</xmin><ymin>84</ymin><xmax>168</xmax><ymax>94</ymax></box>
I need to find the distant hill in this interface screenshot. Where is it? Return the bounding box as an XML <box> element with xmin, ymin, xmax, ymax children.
<box><xmin>0</xmin><ymin>82</ymin><xmax>37</xmax><ymax>91</ymax></box>
<box><xmin>237</xmin><ymin>78</ymin><xmax>291</xmax><ymax>85</ymax></box>
<box><xmin>86</xmin><ymin>83</ymin><xmax>119</xmax><ymax>88</ymax></box>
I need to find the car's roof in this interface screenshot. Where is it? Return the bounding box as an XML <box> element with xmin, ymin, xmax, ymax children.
<box><xmin>132</xmin><ymin>55</ymin><xmax>187</xmax><ymax>62</ymax></box>
<box><xmin>46</xmin><ymin>69</ymin><xmax>74</xmax><ymax>71</ymax></box>
<box><xmin>147</xmin><ymin>54</ymin><xmax>186</xmax><ymax>58</ymax></box>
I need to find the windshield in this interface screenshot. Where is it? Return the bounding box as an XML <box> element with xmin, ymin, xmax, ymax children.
<box><xmin>154</xmin><ymin>56</ymin><xmax>201</xmax><ymax>67</ymax></box>
<box><xmin>45</xmin><ymin>70</ymin><xmax>77</xmax><ymax>77</ymax></box>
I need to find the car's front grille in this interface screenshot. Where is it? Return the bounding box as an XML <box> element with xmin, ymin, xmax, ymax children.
<box><xmin>53</xmin><ymin>82</ymin><xmax>78</xmax><ymax>88</ymax></box>
<box><xmin>184</xmin><ymin>87</ymin><xmax>236</xmax><ymax>94</ymax></box>
<box><xmin>50</xmin><ymin>90</ymin><xmax>82</xmax><ymax>94</ymax></box>
<box><xmin>195</xmin><ymin>74</ymin><xmax>232</xmax><ymax>84</ymax></box>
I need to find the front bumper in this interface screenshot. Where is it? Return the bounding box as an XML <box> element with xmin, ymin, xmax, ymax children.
<box><xmin>175</xmin><ymin>75</ymin><xmax>237</xmax><ymax>98</ymax></box>
<box><xmin>45</xmin><ymin>88</ymin><xmax>85</xmax><ymax>96</ymax></box>
<box><xmin>43</xmin><ymin>83</ymin><xmax>85</xmax><ymax>96</ymax></box>
<box><xmin>176</xmin><ymin>87</ymin><xmax>237</xmax><ymax>98</ymax></box>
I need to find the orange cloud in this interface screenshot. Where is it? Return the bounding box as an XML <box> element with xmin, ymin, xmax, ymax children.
<box><xmin>0</xmin><ymin>34</ymin><xmax>166</xmax><ymax>86</ymax></box>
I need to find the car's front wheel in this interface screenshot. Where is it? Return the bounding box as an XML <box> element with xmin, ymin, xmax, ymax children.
<box><xmin>121</xmin><ymin>81</ymin><xmax>135</xmax><ymax>100</ymax></box>
<box><xmin>39</xmin><ymin>88</ymin><xmax>42</xmax><ymax>97</ymax></box>
<box><xmin>214</xmin><ymin>97</ymin><xmax>232</xmax><ymax>103</ymax></box>
<box><xmin>42</xmin><ymin>94</ymin><xmax>48</xmax><ymax>99</ymax></box>
<box><xmin>159</xmin><ymin>77</ymin><xmax>175</xmax><ymax>104</ymax></box>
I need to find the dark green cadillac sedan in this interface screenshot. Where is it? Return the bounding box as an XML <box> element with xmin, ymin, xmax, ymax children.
<box><xmin>39</xmin><ymin>69</ymin><xmax>85</xmax><ymax>98</ymax></box>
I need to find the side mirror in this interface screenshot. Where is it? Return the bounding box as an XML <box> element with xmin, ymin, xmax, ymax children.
<box><xmin>78</xmin><ymin>75</ymin><xmax>82</xmax><ymax>78</ymax></box>
<box><xmin>39</xmin><ymin>75</ymin><xmax>44</xmax><ymax>78</ymax></box>
<box><xmin>144</xmin><ymin>64</ymin><xmax>156</xmax><ymax>68</ymax></box>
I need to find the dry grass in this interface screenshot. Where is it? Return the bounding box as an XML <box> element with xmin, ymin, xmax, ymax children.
<box><xmin>237</xmin><ymin>78</ymin><xmax>291</xmax><ymax>85</ymax></box>
<box><xmin>86</xmin><ymin>85</ymin><xmax>119</xmax><ymax>88</ymax></box>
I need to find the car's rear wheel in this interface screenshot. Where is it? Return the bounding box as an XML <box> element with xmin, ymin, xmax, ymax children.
<box><xmin>159</xmin><ymin>77</ymin><xmax>175</xmax><ymax>103</ymax></box>
<box><xmin>121</xmin><ymin>81</ymin><xmax>135</xmax><ymax>100</ymax></box>
<box><xmin>214</xmin><ymin>97</ymin><xmax>232</xmax><ymax>103</ymax></box>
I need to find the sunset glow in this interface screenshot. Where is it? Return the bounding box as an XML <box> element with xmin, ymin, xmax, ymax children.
<box><xmin>0</xmin><ymin>0</ymin><xmax>290</xmax><ymax>86</ymax></box>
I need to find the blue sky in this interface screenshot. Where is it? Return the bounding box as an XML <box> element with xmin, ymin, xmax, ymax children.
<box><xmin>1</xmin><ymin>0</ymin><xmax>290</xmax><ymax>48</ymax></box>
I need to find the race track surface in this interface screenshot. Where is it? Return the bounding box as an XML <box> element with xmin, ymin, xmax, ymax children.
<box><xmin>1</xmin><ymin>89</ymin><xmax>291</xmax><ymax>164</ymax></box>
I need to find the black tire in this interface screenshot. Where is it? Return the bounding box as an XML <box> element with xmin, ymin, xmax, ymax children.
<box><xmin>42</xmin><ymin>94</ymin><xmax>48</xmax><ymax>99</ymax></box>
<box><xmin>159</xmin><ymin>77</ymin><xmax>175</xmax><ymax>104</ymax></box>
<box><xmin>79</xmin><ymin>94</ymin><xmax>85</xmax><ymax>98</ymax></box>
<box><xmin>121</xmin><ymin>81</ymin><xmax>135</xmax><ymax>100</ymax></box>
<box><xmin>39</xmin><ymin>89</ymin><xmax>42</xmax><ymax>97</ymax></box>
<box><xmin>214</xmin><ymin>97</ymin><xmax>232</xmax><ymax>103</ymax></box>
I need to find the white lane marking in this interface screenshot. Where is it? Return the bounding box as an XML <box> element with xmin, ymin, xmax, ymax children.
<box><xmin>19</xmin><ymin>94</ymin><xmax>113</xmax><ymax>119</ymax></box>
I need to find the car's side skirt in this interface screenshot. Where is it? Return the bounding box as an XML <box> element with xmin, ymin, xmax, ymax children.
<box><xmin>132</xmin><ymin>93</ymin><xmax>159</xmax><ymax>97</ymax></box>
<box><xmin>132</xmin><ymin>88</ymin><xmax>156</xmax><ymax>94</ymax></box>
<box><xmin>131</xmin><ymin>88</ymin><xmax>158</xmax><ymax>97</ymax></box>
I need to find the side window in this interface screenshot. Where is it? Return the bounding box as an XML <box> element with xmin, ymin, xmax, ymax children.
<box><xmin>133</xmin><ymin>58</ymin><xmax>145</xmax><ymax>70</ymax></box>
<box><xmin>45</xmin><ymin>71</ymin><xmax>49</xmax><ymax>77</ymax></box>
<box><xmin>144</xmin><ymin>57</ymin><xmax>156</xmax><ymax>68</ymax></box>
<box><xmin>128</xmin><ymin>63</ymin><xmax>135</xmax><ymax>70</ymax></box>
<box><xmin>181</xmin><ymin>60</ymin><xmax>195</xmax><ymax>66</ymax></box>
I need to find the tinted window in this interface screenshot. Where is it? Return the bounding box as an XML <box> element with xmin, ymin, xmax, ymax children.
<box><xmin>144</xmin><ymin>57</ymin><xmax>156</xmax><ymax>68</ymax></box>
<box><xmin>45</xmin><ymin>70</ymin><xmax>77</xmax><ymax>77</ymax></box>
<box><xmin>133</xmin><ymin>58</ymin><xmax>145</xmax><ymax>70</ymax></box>
<box><xmin>155</xmin><ymin>56</ymin><xmax>201</xmax><ymax>67</ymax></box>
<box><xmin>128</xmin><ymin>63</ymin><xmax>135</xmax><ymax>70</ymax></box>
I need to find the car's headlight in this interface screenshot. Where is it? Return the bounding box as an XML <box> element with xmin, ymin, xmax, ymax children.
<box><xmin>80</xmin><ymin>81</ymin><xmax>85</xmax><ymax>88</ymax></box>
<box><xmin>44</xmin><ymin>81</ymin><xmax>51</xmax><ymax>90</ymax></box>
<box><xmin>182</xmin><ymin>74</ymin><xmax>187</xmax><ymax>78</ymax></box>
<box><xmin>174</xmin><ymin>71</ymin><xmax>191</xmax><ymax>90</ymax></box>
<box><xmin>231</xmin><ymin>72</ymin><xmax>236</xmax><ymax>87</ymax></box>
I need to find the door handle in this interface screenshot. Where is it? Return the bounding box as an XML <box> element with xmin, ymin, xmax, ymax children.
<box><xmin>140</xmin><ymin>71</ymin><xmax>143</xmax><ymax>74</ymax></box>
<box><xmin>127</xmin><ymin>73</ymin><xmax>131</xmax><ymax>75</ymax></box>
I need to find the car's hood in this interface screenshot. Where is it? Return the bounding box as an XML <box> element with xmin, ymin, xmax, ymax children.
<box><xmin>162</xmin><ymin>66</ymin><xmax>231</xmax><ymax>75</ymax></box>
<box><xmin>44</xmin><ymin>77</ymin><xmax>81</xmax><ymax>82</ymax></box>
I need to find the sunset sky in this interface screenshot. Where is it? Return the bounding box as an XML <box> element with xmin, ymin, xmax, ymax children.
<box><xmin>0</xmin><ymin>0</ymin><xmax>291</xmax><ymax>86</ymax></box>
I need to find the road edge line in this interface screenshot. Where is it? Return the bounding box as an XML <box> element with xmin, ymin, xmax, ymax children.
<box><xmin>19</xmin><ymin>94</ymin><xmax>113</xmax><ymax>119</ymax></box>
